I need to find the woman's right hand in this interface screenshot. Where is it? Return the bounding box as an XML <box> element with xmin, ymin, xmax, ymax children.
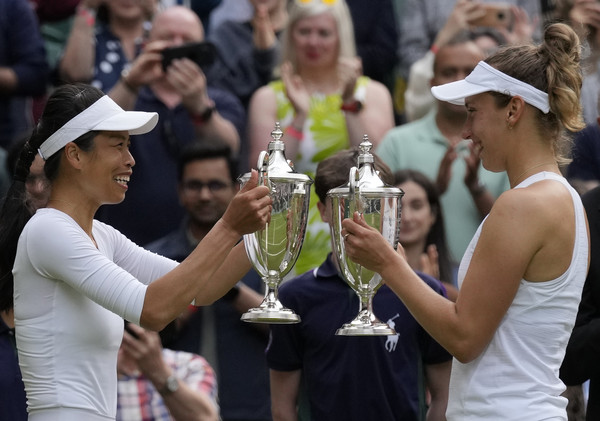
<box><xmin>221</xmin><ymin>170</ymin><xmax>272</xmax><ymax>237</ymax></box>
<box><xmin>342</xmin><ymin>212</ymin><xmax>402</xmax><ymax>275</ymax></box>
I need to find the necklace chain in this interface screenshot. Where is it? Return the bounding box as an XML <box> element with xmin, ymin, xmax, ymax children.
<box><xmin>513</xmin><ymin>161</ymin><xmax>555</xmax><ymax>186</ymax></box>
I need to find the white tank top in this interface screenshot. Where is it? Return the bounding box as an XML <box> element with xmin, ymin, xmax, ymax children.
<box><xmin>446</xmin><ymin>172</ymin><xmax>589</xmax><ymax>420</ymax></box>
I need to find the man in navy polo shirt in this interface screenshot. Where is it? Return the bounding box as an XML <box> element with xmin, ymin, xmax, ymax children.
<box><xmin>266</xmin><ymin>148</ymin><xmax>452</xmax><ymax>421</ymax></box>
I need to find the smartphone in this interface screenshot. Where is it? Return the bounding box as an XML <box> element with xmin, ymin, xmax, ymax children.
<box><xmin>124</xmin><ymin>321</ymin><xmax>139</xmax><ymax>339</ymax></box>
<box><xmin>471</xmin><ymin>3</ymin><xmax>512</xmax><ymax>28</ymax></box>
<box><xmin>161</xmin><ymin>41</ymin><xmax>217</xmax><ymax>71</ymax></box>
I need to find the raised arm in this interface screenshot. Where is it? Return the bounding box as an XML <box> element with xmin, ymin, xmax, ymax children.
<box><xmin>141</xmin><ymin>171</ymin><xmax>271</xmax><ymax>331</ymax></box>
<box><xmin>342</xmin><ymin>186</ymin><xmax>574</xmax><ymax>363</ymax></box>
<box><xmin>59</xmin><ymin>2</ymin><xmax>99</xmax><ymax>83</ymax></box>
<box><xmin>337</xmin><ymin>57</ymin><xmax>394</xmax><ymax>147</ymax></box>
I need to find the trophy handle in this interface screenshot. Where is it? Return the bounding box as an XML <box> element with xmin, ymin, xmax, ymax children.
<box><xmin>257</xmin><ymin>151</ymin><xmax>269</xmax><ymax>186</ymax></box>
<box><xmin>348</xmin><ymin>167</ymin><xmax>363</xmax><ymax>215</ymax></box>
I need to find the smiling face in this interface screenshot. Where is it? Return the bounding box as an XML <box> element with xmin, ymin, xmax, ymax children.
<box><xmin>78</xmin><ymin>130</ymin><xmax>135</xmax><ymax>206</ymax></box>
<box><xmin>397</xmin><ymin>180</ymin><xmax>436</xmax><ymax>249</ymax></box>
<box><xmin>462</xmin><ymin>92</ymin><xmax>508</xmax><ymax>172</ymax></box>
<box><xmin>292</xmin><ymin>11</ymin><xmax>339</xmax><ymax>70</ymax></box>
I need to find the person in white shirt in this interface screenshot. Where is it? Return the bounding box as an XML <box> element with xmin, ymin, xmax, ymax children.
<box><xmin>0</xmin><ymin>83</ymin><xmax>271</xmax><ymax>421</ymax></box>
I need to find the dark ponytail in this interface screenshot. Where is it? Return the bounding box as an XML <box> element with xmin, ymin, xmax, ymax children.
<box><xmin>0</xmin><ymin>83</ymin><xmax>103</xmax><ymax>312</ymax></box>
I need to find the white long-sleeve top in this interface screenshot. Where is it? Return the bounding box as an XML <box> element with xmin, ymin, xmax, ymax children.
<box><xmin>447</xmin><ymin>172</ymin><xmax>589</xmax><ymax>420</ymax></box>
<box><xmin>13</xmin><ymin>208</ymin><xmax>178</xmax><ymax>421</ymax></box>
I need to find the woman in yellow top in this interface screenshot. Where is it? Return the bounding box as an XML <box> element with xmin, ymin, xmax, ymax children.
<box><xmin>246</xmin><ymin>0</ymin><xmax>394</xmax><ymax>273</ymax></box>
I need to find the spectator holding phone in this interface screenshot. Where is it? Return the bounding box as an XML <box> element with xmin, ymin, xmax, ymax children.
<box><xmin>404</xmin><ymin>0</ymin><xmax>536</xmax><ymax>122</ymax></box>
<box><xmin>396</xmin><ymin>0</ymin><xmax>542</xmax><ymax>84</ymax></box>
<box><xmin>117</xmin><ymin>323</ymin><xmax>219</xmax><ymax>421</ymax></box>
<box><xmin>97</xmin><ymin>6</ymin><xmax>246</xmax><ymax>246</ymax></box>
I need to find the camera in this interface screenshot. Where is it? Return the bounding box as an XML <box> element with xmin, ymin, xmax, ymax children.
<box><xmin>161</xmin><ymin>41</ymin><xmax>217</xmax><ymax>71</ymax></box>
<box><xmin>470</xmin><ymin>4</ymin><xmax>513</xmax><ymax>28</ymax></box>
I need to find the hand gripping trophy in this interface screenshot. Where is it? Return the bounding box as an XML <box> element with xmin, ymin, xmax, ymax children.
<box><xmin>240</xmin><ymin>123</ymin><xmax>313</xmax><ymax>323</ymax></box>
<box><xmin>328</xmin><ymin>136</ymin><xmax>404</xmax><ymax>335</ymax></box>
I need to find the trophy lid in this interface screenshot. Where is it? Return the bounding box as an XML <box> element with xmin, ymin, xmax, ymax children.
<box><xmin>242</xmin><ymin>122</ymin><xmax>313</xmax><ymax>184</ymax></box>
<box><xmin>327</xmin><ymin>135</ymin><xmax>403</xmax><ymax>198</ymax></box>
<box><xmin>267</xmin><ymin>122</ymin><xmax>312</xmax><ymax>182</ymax></box>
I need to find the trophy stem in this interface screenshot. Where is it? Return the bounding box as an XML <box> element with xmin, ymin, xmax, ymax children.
<box><xmin>335</xmin><ymin>291</ymin><xmax>396</xmax><ymax>336</ymax></box>
<box><xmin>240</xmin><ymin>278</ymin><xmax>301</xmax><ymax>324</ymax></box>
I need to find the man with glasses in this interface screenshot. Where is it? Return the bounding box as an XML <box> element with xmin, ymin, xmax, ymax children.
<box><xmin>145</xmin><ymin>140</ymin><xmax>272</xmax><ymax>421</ymax></box>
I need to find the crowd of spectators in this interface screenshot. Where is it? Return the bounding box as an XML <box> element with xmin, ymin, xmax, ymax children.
<box><xmin>2</xmin><ymin>0</ymin><xmax>600</xmax><ymax>420</ymax></box>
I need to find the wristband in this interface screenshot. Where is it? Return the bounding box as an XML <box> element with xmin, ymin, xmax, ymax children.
<box><xmin>340</xmin><ymin>99</ymin><xmax>363</xmax><ymax>113</ymax></box>
<box><xmin>285</xmin><ymin>125</ymin><xmax>304</xmax><ymax>141</ymax></box>
<box><xmin>77</xmin><ymin>6</ymin><xmax>96</xmax><ymax>27</ymax></box>
<box><xmin>191</xmin><ymin>104</ymin><xmax>216</xmax><ymax>125</ymax></box>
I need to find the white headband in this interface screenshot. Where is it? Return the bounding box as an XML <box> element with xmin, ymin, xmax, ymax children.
<box><xmin>431</xmin><ymin>61</ymin><xmax>550</xmax><ymax>114</ymax></box>
<box><xmin>38</xmin><ymin>95</ymin><xmax>159</xmax><ymax>160</ymax></box>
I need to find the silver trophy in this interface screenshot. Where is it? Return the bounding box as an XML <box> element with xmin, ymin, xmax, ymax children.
<box><xmin>327</xmin><ymin>137</ymin><xmax>404</xmax><ymax>335</ymax></box>
<box><xmin>240</xmin><ymin>123</ymin><xmax>313</xmax><ymax>323</ymax></box>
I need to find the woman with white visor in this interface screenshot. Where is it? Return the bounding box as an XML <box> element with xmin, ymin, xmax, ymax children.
<box><xmin>340</xmin><ymin>23</ymin><xmax>590</xmax><ymax>420</ymax></box>
<box><xmin>0</xmin><ymin>83</ymin><xmax>271</xmax><ymax>421</ymax></box>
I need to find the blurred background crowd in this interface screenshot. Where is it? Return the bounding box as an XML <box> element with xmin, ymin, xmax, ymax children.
<box><xmin>1</xmin><ymin>0</ymin><xmax>600</xmax><ymax>420</ymax></box>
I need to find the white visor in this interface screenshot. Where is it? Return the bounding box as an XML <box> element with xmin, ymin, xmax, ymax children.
<box><xmin>38</xmin><ymin>95</ymin><xmax>159</xmax><ymax>160</ymax></box>
<box><xmin>431</xmin><ymin>61</ymin><xmax>550</xmax><ymax>114</ymax></box>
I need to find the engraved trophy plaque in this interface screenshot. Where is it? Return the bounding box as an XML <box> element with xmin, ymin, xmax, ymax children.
<box><xmin>240</xmin><ymin>123</ymin><xmax>313</xmax><ymax>323</ymax></box>
<box><xmin>327</xmin><ymin>136</ymin><xmax>404</xmax><ymax>335</ymax></box>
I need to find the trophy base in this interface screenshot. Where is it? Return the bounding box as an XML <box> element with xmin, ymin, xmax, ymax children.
<box><xmin>241</xmin><ymin>307</ymin><xmax>301</xmax><ymax>324</ymax></box>
<box><xmin>335</xmin><ymin>322</ymin><xmax>396</xmax><ymax>336</ymax></box>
